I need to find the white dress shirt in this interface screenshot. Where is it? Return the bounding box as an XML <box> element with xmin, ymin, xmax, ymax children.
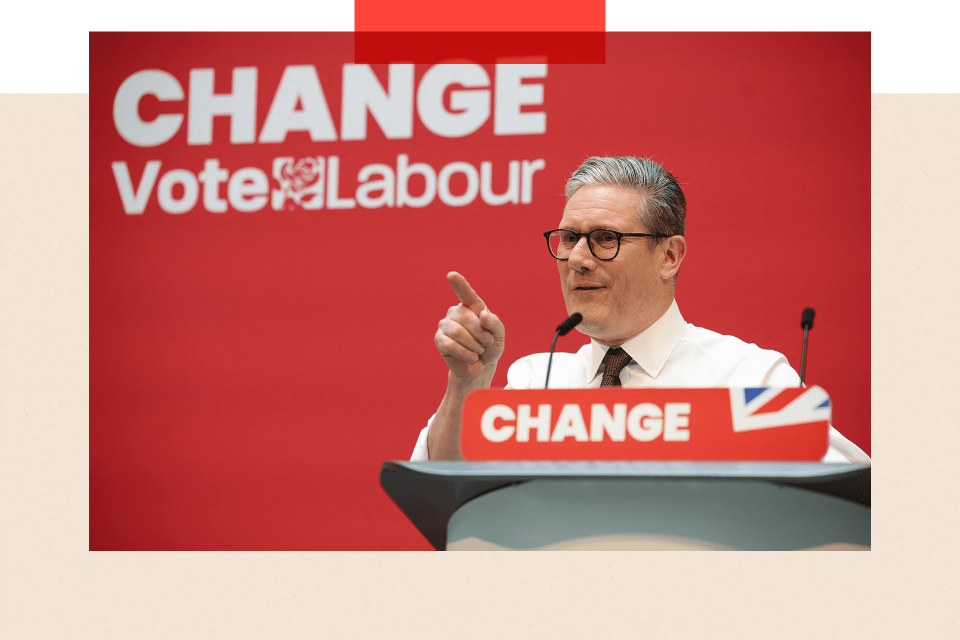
<box><xmin>412</xmin><ymin>300</ymin><xmax>869</xmax><ymax>463</ymax></box>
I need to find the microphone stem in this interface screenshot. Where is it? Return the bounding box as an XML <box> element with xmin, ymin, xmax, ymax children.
<box><xmin>544</xmin><ymin>330</ymin><xmax>561</xmax><ymax>389</ymax></box>
<box><xmin>799</xmin><ymin>327</ymin><xmax>810</xmax><ymax>387</ymax></box>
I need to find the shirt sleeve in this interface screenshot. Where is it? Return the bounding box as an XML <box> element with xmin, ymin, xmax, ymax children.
<box><xmin>410</xmin><ymin>416</ymin><xmax>433</xmax><ymax>462</ymax></box>
<box><xmin>759</xmin><ymin>354</ymin><xmax>802</xmax><ymax>386</ymax></box>
<box><xmin>823</xmin><ymin>426</ymin><xmax>871</xmax><ymax>463</ymax></box>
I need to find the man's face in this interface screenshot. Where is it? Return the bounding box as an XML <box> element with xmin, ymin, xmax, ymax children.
<box><xmin>557</xmin><ymin>184</ymin><xmax>677</xmax><ymax>346</ymax></box>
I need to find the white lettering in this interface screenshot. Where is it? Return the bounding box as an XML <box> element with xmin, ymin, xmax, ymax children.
<box><xmin>227</xmin><ymin>167</ymin><xmax>269</xmax><ymax>212</ymax></box>
<box><xmin>111</xmin><ymin>155</ymin><xmax>543</xmax><ymax>215</ymax></box>
<box><xmin>663</xmin><ymin>403</ymin><xmax>691</xmax><ymax>441</ymax></box>
<box><xmin>112</xmin><ymin>160</ymin><xmax>162</xmax><ymax>214</ymax></box>
<box><xmin>627</xmin><ymin>403</ymin><xmax>663</xmax><ymax>442</ymax></box>
<box><xmin>494</xmin><ymin>64</ymin><xmax>547</xmax><ymax>135</ymax></box>
<box><xmin>259</xmin><ymin>65</ymin><xmax>337</xmax><ymax>143</ymax></box>
<box><xmin>481</xmin><ymin>404</ymin><xmax>516</xmax><ymax>443</ymax></box>
<box><xmin>516</xmin><ymin>404</ymin><xmax>552</xmax><ymax>443</ymax></box>
<box><xmin>356</xmin><ymin>163</ymin><xmax>395</xmax><ymax>208</ymax></box>
<box><xmin>198</xmin><ymin>159</ymin><xmax>229</xmax><ymax>213</ymax></box>
<box><xmin>551</xmin><ymin>404</ymin><xmax>589</xmax><ymax>442</ymax></box>
<box><xmin>113</xmin><ymin>70</ymin><xmax>184</xmax><ymax>147</ymax></box>
<box><xmin>325</xmin><ymin>156</ymin><xmax>356</xmax><ymax>209</ymax></box>
<box><xmin>521</xmin><ymin>158</ymin><xmax>545</xmax><ymax>204</ymax></box>
<box><xmin>341</xmin><ymin>64</ymin><xmax>414</xmax><ymax>140</ymax></box>
<box><xmin>480</xmin><ymin>160</ymin><xmax>519</xmax><ymax>206</ymax></box>
<box><xmin>396</xmin><ymin>154</ymin><xmax>437</xmax><ymax>208</ymax></box>
<box><xmin>417</xmin><ymin>64</ymin><xmax>490</xmax><ymax>138</ymax></box>
<box><xmin>157</xmin><ymin>169</ymin><xmax>199</xmax><ymax>214</ymax></box>
<box><xmin>115</xmin><ymin>62</ymin><xmax>548</xmax><ymax>150</ymax></box>
<box><xmin>590</xmin><ymin>403</ymin><xmax>627</xmax><ymax>442</ymax></box>
<box><xmin>437</xmin><ymin>161</ymin><xmax>479</xmax><ymax>207</ymax></box>
<box><xmin>188</xmin><ymin>67</ymin><xmax>258</xmax><ymax>145</ymax></box>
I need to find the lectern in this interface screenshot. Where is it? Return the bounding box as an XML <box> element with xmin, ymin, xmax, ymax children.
<box><xmin>380</xmin><ymin>460</ymin><xmax>870</xmax><ymax>550</ymax></box>
<box><xmin>383</xmin><ymin>387</ymin><xmax>869</xmax><ymax>550</ymax></box>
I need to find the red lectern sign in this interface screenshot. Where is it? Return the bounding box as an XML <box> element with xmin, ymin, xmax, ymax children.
<box><xmin>461</xmin><ymin>387</ymin><xmax>831</xmax><ymax>461</ymax></box>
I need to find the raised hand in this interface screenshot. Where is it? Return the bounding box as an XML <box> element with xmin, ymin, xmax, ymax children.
<box><xmin>434</xmin><ymin>272</ymin><xmax>506</xmax><ymax>382</ymax></box>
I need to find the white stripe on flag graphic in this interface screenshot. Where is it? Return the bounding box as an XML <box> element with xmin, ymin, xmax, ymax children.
<box><xmin>729</xmin><ymin>386</ymin><xmax>831</xmax><ymax>433</ymax></box>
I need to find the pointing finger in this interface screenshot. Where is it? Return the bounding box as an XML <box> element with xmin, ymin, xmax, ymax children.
<box><xmin>446</xmin><ymin>271</ymin><xmax>485</xmax><ymax>315</ymax></box>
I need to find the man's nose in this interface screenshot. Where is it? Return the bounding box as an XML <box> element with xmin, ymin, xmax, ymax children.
<box><xmin>567</xmin><ymin>235</ymin><xmax>595</xmax><ymax>271</ymax></box>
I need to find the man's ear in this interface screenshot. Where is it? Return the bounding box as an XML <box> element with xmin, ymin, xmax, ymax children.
<box><xmin>659</xmin><ymin>235</ymin><xmax>686</xmax><ymax>281</ymax></box>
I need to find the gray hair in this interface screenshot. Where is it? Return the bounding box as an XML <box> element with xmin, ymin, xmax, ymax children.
<box><xmin>565</xmin><ymin>156</ymin><xmax>686</xmax><ymax>250</ymax></box>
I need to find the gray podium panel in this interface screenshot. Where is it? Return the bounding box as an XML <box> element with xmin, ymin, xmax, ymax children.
<box><xmin>447</xmin><ymin>477</ymin><xmax>868</xmax><ymax>550</ymax></box>
<box><xmin>380</xmin><ymin>461</ymin><xmax>870</xmax><ymax>551</ymax></box>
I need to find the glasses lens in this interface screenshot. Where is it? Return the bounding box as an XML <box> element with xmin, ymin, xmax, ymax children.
<box><xmin>589</xmin><ymin>229</ymin><xmax>620</xmax><ymax>259</ymax></box>
<box><xmin>548</xmin><ymin>230</ymin><xmax>621</xmax><ymax>259</ymax></box>
<box><xmin>548</xmin><ymin>230</ymin><xmax>579</xmax><ymax>259</ymax></box>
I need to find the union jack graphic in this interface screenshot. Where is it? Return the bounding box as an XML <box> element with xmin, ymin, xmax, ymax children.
<box><xmin>729</xmin><ymin>386</ymin><xmax>831</xmax><ymax>433</ymax></box>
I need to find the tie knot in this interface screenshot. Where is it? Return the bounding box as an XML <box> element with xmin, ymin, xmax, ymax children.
<box><xmin>600</xmin><ymin>347</ymin><xmax>632</xmax><ymax>387</ymax></box>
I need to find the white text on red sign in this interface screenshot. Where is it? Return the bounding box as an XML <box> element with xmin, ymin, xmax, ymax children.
<box><xmin>480</xmin><ymin>402</ymin><xmax>692</xmax><ymax>444</ymax></box>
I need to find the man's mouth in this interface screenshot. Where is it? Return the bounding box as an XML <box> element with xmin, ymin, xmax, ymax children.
<box><xmin>573</xmin><ymin>284</ymin><xmax>605</xmax><ymax>291</ymax></box>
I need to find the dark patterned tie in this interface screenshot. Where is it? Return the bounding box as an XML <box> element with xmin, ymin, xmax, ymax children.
<box><xmin>600</xmin><ymin>347</ymin><xmax>632</xmax><ymax>387</ymax></box>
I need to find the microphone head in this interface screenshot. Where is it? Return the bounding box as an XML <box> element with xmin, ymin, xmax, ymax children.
<box><xmin>801</xmin><ymin>307</ymin><xmax>815</xmax><ymax>330</ymax></box>
<box><xmin>557</xmin><ymin>312</ymin><xmax>583</xmax><ymax>336</ymax></box>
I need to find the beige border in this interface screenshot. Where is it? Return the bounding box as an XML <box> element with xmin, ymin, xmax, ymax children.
<box><xmin>2</xmin><ymin>93</ymin><xmax>958</xmax><ymax>637</ymax></box>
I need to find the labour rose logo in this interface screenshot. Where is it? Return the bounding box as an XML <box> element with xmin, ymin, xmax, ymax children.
<box><xmin>283</xmin><ymin>157</ymin><xmax>321</xmax><ymax>192</ymax></box>
<box><xmin>271</xmin><ymin>156</ymin><xmax>325</xmax><ymax>210</ymax></box>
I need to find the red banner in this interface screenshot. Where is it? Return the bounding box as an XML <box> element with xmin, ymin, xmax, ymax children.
<box><xmin>462</xmin><ymin>387</ymin><xmax>830</xmax><ymax>461</ymax></box>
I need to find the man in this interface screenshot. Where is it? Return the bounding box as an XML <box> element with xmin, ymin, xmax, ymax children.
<box><xmin>412</xmin><ymin>156</ymin><xmax>868</xmax><ymax>463</ymax></box>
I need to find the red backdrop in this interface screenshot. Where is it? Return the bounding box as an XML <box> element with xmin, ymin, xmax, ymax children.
<box><xmin>89</xmin><ymin>32</ymin><xmax>870</xmax><ymax>550</ymax></box>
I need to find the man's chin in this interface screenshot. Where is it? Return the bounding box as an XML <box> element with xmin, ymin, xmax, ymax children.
<box><xmin>571</xmin><ymin>315</ymin><xmax>630</xmax><ymax>346</ymax></box>
<box><xmin>571</xmin><ymin>314</ymin><xmax>604</xmax><ymax>337</ymax></box>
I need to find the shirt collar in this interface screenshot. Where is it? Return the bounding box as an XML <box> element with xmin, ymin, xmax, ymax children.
<box><xmin>588</xmin><ymin>299</ymin><xmax>687</xmax><ymax>379</ymax></box>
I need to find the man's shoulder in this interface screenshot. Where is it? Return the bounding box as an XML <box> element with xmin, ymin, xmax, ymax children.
<box><xmin>670</xmin><ymin>322</ymin><xmax>799</xmax><ymax>386</ymax></box>
<box><xmin>680</xmin><ymin>323</ymin><xmax>778</xmax><ymax>360</ymax></box>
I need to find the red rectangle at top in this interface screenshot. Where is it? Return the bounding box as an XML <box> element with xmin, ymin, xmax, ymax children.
<box><xmin>352</xmin><ymin>32</ymin><xmax>604</xmax><ymax>64</ymax></box>
<box><xmin>355</xmin><ymin>0</ymin><xmax>605</xmax><ymax>32</ymax></box>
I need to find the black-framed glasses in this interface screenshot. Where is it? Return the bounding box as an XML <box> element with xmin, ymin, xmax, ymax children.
<box><xmin>543</xmin><ymin>228</ymin><xmax>671</xmax><ymax>261</ymax></box>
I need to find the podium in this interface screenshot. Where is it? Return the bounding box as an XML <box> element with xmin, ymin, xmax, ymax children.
<box><xmin>380</xmin><ymin>461</ymin><xmax>870</xmax><ymax>550</ymax></box>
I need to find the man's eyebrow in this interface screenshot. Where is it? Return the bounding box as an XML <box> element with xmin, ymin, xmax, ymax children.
<box><xmin>559</xmin><ymin>225</ymin><xmax>614</xmax><ymax>232</ymax></box>
<box><xmin>584</xmin><ymin>226</ymin><xmax>618</xmax><ymax>233</ymax></box>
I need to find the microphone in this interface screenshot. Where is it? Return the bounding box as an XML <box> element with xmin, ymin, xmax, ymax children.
<box><xmin>557</xmin><ymin>313</ymin><xmax>583</xmax><ymax>337</ymax></box>
<box><xmin>799</xmin><ymin>307</ymin><xmax>815</xmax><ymax>387</ymax></box>
<box><xmin>545</xmin><ymin>313</ymin><xmax>583</xmax><ymax>388</ymax></box>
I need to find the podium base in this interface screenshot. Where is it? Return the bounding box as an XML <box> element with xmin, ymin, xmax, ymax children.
<box><xmin>445</xmin><ymin>477</ymin><xmax>869</xmax><ymax>550</ymax></box>
<box><xmin>380</xmin><ymin>461</ymin><xmax>871</xmax><ymax>551</ymax></box>
<box><xmin>448</xmin><ymin>536</ymin><xmax>869</xmax><ymax>551</ymax></box>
